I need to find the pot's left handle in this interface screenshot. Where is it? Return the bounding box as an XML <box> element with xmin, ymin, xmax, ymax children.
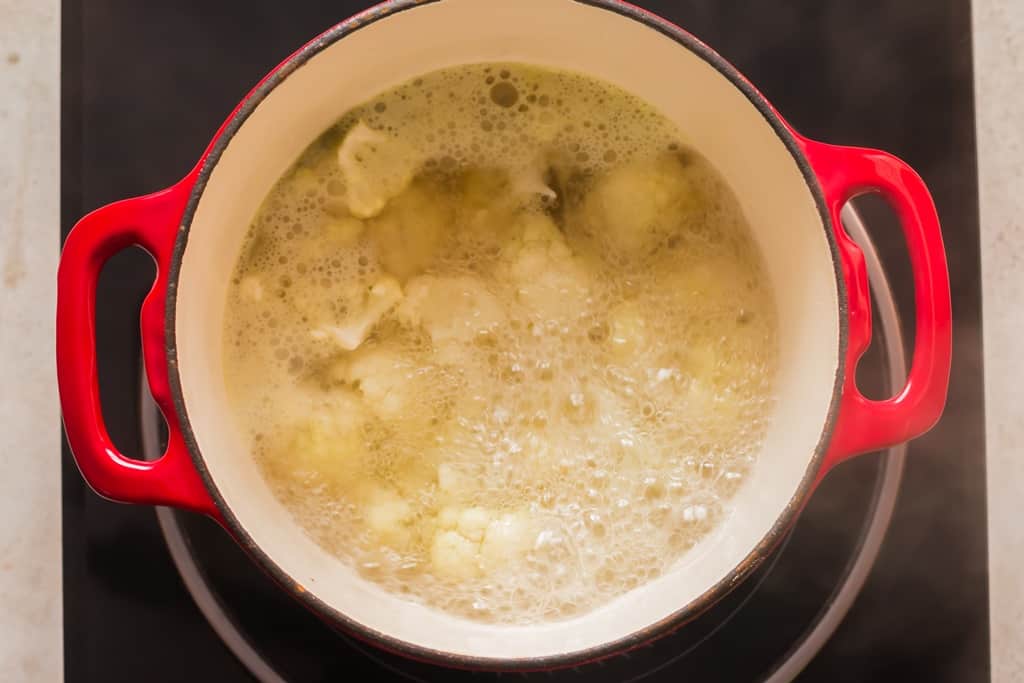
<box><xmin>57</xmin><ymin>180</ymin><xmax>219</xmax><ymax>518</ymax></box>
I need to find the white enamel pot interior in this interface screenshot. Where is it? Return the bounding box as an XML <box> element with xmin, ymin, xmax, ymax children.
<box><xmin>169</xmin><ymin>0</ymin><xmax>842</xmax><ymax>668</ymax></box>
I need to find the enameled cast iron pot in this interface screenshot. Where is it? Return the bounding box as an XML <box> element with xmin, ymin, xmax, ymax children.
<box><xmin>56</xmin><ymin>0</ymin><xmax>952</xmax><ymax>670</ymax></box>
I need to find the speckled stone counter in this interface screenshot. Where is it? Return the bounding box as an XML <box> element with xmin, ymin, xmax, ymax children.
<box><xmin>0</xmin><ymin>1</ymin><xmax>61</xmax><ymax>681</ymax></box>
<box><xmin>974</xmin><ymin>1</ymin><xmax>1024</xmax><ymax>681</ymax></box>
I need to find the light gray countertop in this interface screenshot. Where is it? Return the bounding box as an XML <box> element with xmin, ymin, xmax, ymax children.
<box><xmin>974</xmin><ymin>1</ymin><xmax>1024</xmax><ymax>681</ymax></box>
<box><xmin>0</xmin><ymin>1</ymin><xmax>60</xmax><ymax>681</ymax></box>
<box><xmin>0</xmin><ymin>0</ymin><xmax>1019</xmax><ymax>680</ymax></box>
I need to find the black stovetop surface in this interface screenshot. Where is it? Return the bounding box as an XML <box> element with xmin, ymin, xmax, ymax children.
<box><xmin>61</xmin><ymin>1</ymin><xmax>986</xmax><ymax>681</ymax></box>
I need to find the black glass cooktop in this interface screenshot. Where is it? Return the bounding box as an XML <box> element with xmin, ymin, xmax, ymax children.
<box><xmin>61</xmin><ymin>1</ymin><xmax>986</xmax><ymax>681</ymax></box>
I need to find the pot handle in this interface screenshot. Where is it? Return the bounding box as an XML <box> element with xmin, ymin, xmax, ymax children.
<box><xmin>57</xmin><ymin>179</ymin><xmax>219</xmax><ymax>518</ymax></box>
<box><xmin>798</xmin><ymin>138</ymin><xmax>952</xmax><ymax>472</ymax></box>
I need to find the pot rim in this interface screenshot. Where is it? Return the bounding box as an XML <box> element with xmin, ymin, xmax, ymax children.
<box><xmin>164</xmin><ymin>0</ymin><xmax>848</xmax><ymax>670</ymax></box>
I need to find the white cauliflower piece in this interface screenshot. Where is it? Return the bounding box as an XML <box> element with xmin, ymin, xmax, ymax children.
<box><xmin>431</xmin><ymin>530</ymin><xmax>481</xmax><ymax>579</ymax></box>
<box><xmin>334</xmin><ymin>345</ymin><xmax>416</xmax><ymax>419</ymax></box>
<box><xmin>509</xmin><ymin>157</ymin><xmax>556</xmax><ymax>201</ymax></box>
<box><xmin>337</xmin><ymin>121</ymin><xmax>422</xmax><ymax>219</ymax></box>
<box><xmin>323</xmin><ymin>215</ymin><xmax>365</xmax><ymax>247</ymax></box>
<box><xmin>456</xmin><ymin>507</ymin><xmax>492</xmax><ymax>543</ymax></box>
<box><xmin>398</xmin><ymin>275</ymin><xmax>506</xmax><ymax>345</ymax></box>
<box><xmin>310</xmin><ymin>275</ymin><xmax>403</xmax><ymax>351</ymax></box>
<box><xmin>668</xmin><ymin>258</ymin><xmax>748</xmax><ymax>304</ymax></box>
<box><xmin>362</xmin><ymin>486</ymin><xmax>414</xmax><ymax>547</ymax></box>
<box><xmin>578</xmin><ymin>153</ymin><xmax>703</xmax><ymax>256</ymax></box>
<box><xmin>480</xmin><ymin>512</ymin><xmax>535</xmax><ymax>569</ymax></box>
<box><xmin>437</xmin><ymin>463</ymin><xmax>470</xmax><ymax>496</ymax></box>
<box><xmin>330</xmin><ymin>345</ymin><xmax>443</xmax><ymax>493</ymax></box>
<box><xmin>433</xmin><ymin>505</ymin><xmax>494</xmax><ymax>543</ymax></box>
<box><xmin>437</xmin><ymin>506</ymin><xmax>461</xmax><ymax>530</ymax></box>
<box><xmin>266</xmin><ymin>392</ymin><xmax>367</xmax><ymax>490</ymax></box>
<box><xmin>459</xmin><ymin>167</ymin><xmax>510</xmax><ymax>213</ymax></box>
<box><xmin>499</xmin><ymin>212</ymin><xmax>592</xmax><ymax>320</ymax></box>
<box><xmin>455</xmin><ymin>168</ymin><xmax>523</xmax><ymax>248</ymax></box>
<box><xmin>368</xmin><ymin>180</ymin><xmax>452</xmax><ymax>282</ymax></box>
<box><xmin>456</xmin><ymin>165</ymin><xmax>554</xmax><ymax>249</ymax></box>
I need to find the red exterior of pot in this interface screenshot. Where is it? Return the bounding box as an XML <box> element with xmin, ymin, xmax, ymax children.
<box><xmin>55</xmin><ymin>0</ymin><xmax>952</xmax><ymax>671</ymax></box>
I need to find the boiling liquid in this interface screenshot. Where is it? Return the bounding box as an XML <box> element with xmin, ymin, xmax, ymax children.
<box><xmin>223</xmin><ymin>63</ymin><xmax>778</xmax><ymax>624</ymax></box>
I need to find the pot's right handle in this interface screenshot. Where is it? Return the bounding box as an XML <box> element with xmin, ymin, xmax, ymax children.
<box><xmin>57</xmin><ymin>179</ymin><xmax>219</xmax><ymax>518</ymax></box>
<box><xmin>798</xmin><ymin>138</ymin><xmax>952</xmax><ymax>473</ymax></box>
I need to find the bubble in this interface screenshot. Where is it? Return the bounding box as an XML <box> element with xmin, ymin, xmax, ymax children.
<box><xmin>490</xmin><ymin>81</ymin><xmax>519</xmax><ymax>108</ymax></box>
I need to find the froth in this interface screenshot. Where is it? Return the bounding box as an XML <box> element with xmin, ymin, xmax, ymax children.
<box><xmin>222</xmin><ymin>62</ymin><xmax>778</xmax><ymax>625</ymax></box>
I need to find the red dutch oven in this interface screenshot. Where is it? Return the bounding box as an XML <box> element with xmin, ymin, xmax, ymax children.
<box><xmin>57</xmin><ymin>0</ymin><xmax>951</xmax><ymax>670</ymax></box>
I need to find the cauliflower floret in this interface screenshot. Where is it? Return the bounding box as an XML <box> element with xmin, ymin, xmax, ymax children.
<box><xmin>310</xmin><ymin>275</ymin><xmax>403</xmax><ymax>351</ymax></box>
<box><xmin>480</xmin><ymin>512</ymin><xmax>535</xmax><ymax>570</ymax></box>
<box><xmin>437</xmin><ymin>506</ymin><xmax>461</xmax><ymax>530</ymax></box>
<box><xmin>265</xmin><ymin>392</ymin><xmax>367</xmax><ymax>491</ymax></box>
<box><xmin>430</xmin><ymin>530</ymin><xmax>481</xmax><ymax>579</ymax></box>
<box><xmin>456</xmin><ymin>507</ymin><xmax>492</xmax><ymax>543</ymax></box>
<box><xmin>642</xmin><ymin>340</ymin><xmax>746</xmax><ymax>440</ymax></box>
<box><xmin>437</xmin><ymin>462</ymin><xmax>471</xmax><ymax>497</ymax></box>
<box><xmin>461</xmin><ymin>161</ymin><xmax>554</xmax><ymax>211</ymax></box>
<box><xmin>654</xmin><ymin>255</ymin><xmax>771</xmax><ymax>389</ymax></box>
<box><xmin>368</xmin><ymin>180</ymin><xmax>452</xmax><ymax>282</ymax></box>
<box><xmin>337</xmin><ymin>121</ymin><xmax>423</xmax><ymax>219</ymax></box>
<box><xmin>525</xmin><ymin>209</ymin><xmax>565</xmax><ymax>240</ymax></box>
<box><xmin>398</xmin><ymin>274</ymin><xmax>506</xmax><ymax>345</ymax></box>
<box><xmin>498</xmin><ymin>212</ymin><xmax>592</xmax><ymax>320</ymax></box>
<box><xmin>681</xmin><ymin>338</ymin><xmax>762</xmax><ymax>403</ymax></box>
<box><xmin>430</xmin><ymin>506</ymin><xmax>532</xmax><ymax>577</ymax></box>
<box><xmin>394</xmin><ymin>453</ymin><xmax>441</xmax><ymax>500</ymax></box>
<box><xmin>323</xmin><ymin>215</ymin><xmax>365</xmax><ymax>247</ymax></box>
<box><xmin>666</xmin><ymin>257</ymin><xmax>750</xmax><ymax>304</ymax></box>
<box><xmin>433</xmin><ymin>505</ymin><xmax>494</xmax><ymax>543</ymax></box>
<box><xmin>455</xmin><ymin>168</ymin><xmax>521</xmax><ymax>246</ymax></box>
<box><xmin>362</xmin><ymin>486</ymin><xmax>414</xmax><ymax>547</ymax></box>
<box><xmin>509</xmin><ymin>158</ymin><xmax>557</xmax><ymax>201</ymax></box>
<box><xmin>458</xmin><ymin>167</ymin><xmax>514</xmax><ymax>217</ymax></box>
<box><xmin>577</xmin><ymin>153</ymin><xmax>704</xmax><ymax>257</ymax></box>
<box><xmin>329</xmin><ymin>343</ymin><xmax>448</xmax><ymax>494</ymax></box>
<box><xmin>456</xmin><ymin>164</ymin><xmax>556</xmax><ymax>252</ymax></box>
<box><xmin>332</xmin><ymin>345</ymin><xmax>416</xmax><ymax>419</ymax></box>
